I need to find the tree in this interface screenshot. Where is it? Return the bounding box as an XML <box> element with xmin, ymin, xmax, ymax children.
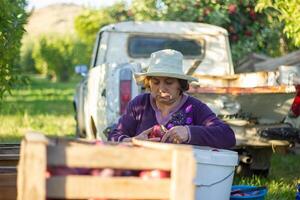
<box><xmin>74</xmin><ymin>9</ymin><xmax>114</xmax><ymax>45</ymax></box>
<box><xmin>256</xmin><ymin>0</ymin><xmax>300</xmax><ymax>47</ymax></box>
<box><xmin>130</xmin><ymin>0</ymin><xmax>285</xmax><ymax>64</ymax></box>
<box><xmin>74</xmin><ymin>2</ymin><xmax>133</xmax><ymax>61</ymax></box>
<box><xmin>32</xmin><ymin>35</ymin><xmax>89</xmax><ymax>82</ymax></box>
<box><xmin>0</xmin><ymin>0</ymin><xmax>28</xmax><ymax>99</ymax></box>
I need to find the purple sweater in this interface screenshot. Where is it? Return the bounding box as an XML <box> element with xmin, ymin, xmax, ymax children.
<box><xmin>108</xmin><ymin>93</ymin><xmax>236</xmax><ymax>149</ymax></box>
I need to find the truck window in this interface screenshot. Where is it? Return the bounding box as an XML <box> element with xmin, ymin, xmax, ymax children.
<box><xmin>128</xmin><ymin>35</ymin><xmax>204</xmax><ymax>58</ymax></box>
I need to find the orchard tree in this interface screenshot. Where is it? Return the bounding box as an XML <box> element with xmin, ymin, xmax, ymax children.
<box><xmin>256</xmin><ymin>0</ymin><xmax>300</xmax><ymax>48</ymax></box>
<box><xmin>74</xmin><ymin>9</ymin><xmax>114</xmax><ymax>45</ymax></box>
<box><xmin>130</xmin><ymin>0</ymin><xmax>284</xmax><ymax>64</ymax></box>
<box><xmin>33</xmin><ymin>35</ymin><xmax>89</xmax><ymax>82</ymax></box>
<box><xmin>0</xmin><ymin>0</ymin><xmax>28</xmax><ymax>99</ymax></box>
<box><xmin>74</xmin><ymin>2</ymin><xmax>133</xmax><ymax>61</ymax></box>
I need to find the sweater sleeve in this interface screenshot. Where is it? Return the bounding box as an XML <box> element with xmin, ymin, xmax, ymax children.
<box><xmin>107</xmin><ymin>99</ymin><xmax>138</xmax><ymax>142</ymax></box>
<box><xmin>186</xmin><ymin>101</ymin><xmax>236</xmax><ymax>149</ymax></box>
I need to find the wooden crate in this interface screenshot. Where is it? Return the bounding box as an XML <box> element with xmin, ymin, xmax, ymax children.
<box><xmin>18</xmin><ymin>133</ymin><xmax>197</xmax><ymax>200</ymax></box>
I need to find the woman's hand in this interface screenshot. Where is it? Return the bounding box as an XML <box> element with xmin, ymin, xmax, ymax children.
<box><xmin>134</xmin><ymin>127</ymin><xmax>161</xmax><ymax>142</ymax></box>
<box><xmin>161</xmin><ymin>126</ymin><xmax>189</xmax><ymax>144</ymax></box>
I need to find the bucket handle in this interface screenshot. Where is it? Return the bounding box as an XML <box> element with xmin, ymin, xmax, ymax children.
<box><xmin>196</xmin><ymin>170</ymin><xmax>234</xmax><ymax>187</ymax></box>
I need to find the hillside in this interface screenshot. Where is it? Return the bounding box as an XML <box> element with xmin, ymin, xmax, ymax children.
<box><xmin>24</xmin><ymin>3</ymin><xmax>85</xmax><ymax>38</ymax></box>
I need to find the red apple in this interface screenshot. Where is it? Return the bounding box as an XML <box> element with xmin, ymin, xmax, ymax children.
<box><xmin>148</xmin><ymin>125</ymin><xmax>165</xmax><ymax>140</ymax></box>
<box><xmin>228</xmin><ymin>4</ymin><xmax>237</xmax><ymax>14</ymax></box>
<box><xmin>139</xmin><ymin>169</ymin><xmax>170</xmax><ymax>179</ymax></box>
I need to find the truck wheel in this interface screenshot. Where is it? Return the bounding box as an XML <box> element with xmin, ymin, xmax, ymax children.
<box><xmin>236</xmin><ymin>163</ymin><xmax>269</xmax><ymax>177</ymax></box>
<box><xmin>235</xmin><ymin>147</ymin><xmax>272</xmax><ymax>177</ymax></box>
<box><xmin>74</xmin><ymin>101</ymin><xmax>86</xmax><ymax>138</ymax></box>
<box><xmin>75</xmin><ymin>121</ymin><xmax>86</xmax><ymax>138</ymax></box>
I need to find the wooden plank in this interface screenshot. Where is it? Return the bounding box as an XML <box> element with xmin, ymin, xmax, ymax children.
<box><xmin>17</xmin><ymin>140</ymin><xmax>25</xmax><ymax>200</ymax></box>
<box><xmin>47</xmin><ymin>176</ymin><xmax>170</xmax><ymax>199</ymax></box>
<box><xmin>0</xmin><ymin>173</ymin><xmax>16</xmax><ymax>186</ymax></box>
<box><xmin>0</xmin><ymin>160</ymin><xmax>19</xmax><ymax>166</ymax></box>
<box><xmin>0</xmin><ymin>154</ymin><xmax>19</xmax><ymax>166</ymax></box>
<box><xmin>235</xmin><ymin>53</ymin><xmax>269</xmax><ymax>73</ymax></box>
<box><xmin>189</xmin><ymin>85</ymin><xmax>295</xmax><ymax>94</ymax></box>
<box><xmin>170</xmin><ymin>149</ymin><xmax>196</xmax><ymax>200</ymax></box>
<box><xmin>255</xmin><ymin>50</ymin><xmax>300</xmax><ymax>71</ymax></box>
<box><xmin>0</xmin><ymin>146</ymin><xmax>20</xmax><ymax>154</ymax></box>
<box><xmin>0</xmin><ymin>187</ymin><xmax>16</xmax><ymax>200</ymax></box>
<box><xmin>0</xmin><ymin>154</ymin><xmax>19</xmax><ymax>160</ymax></box>
<box><xmin>0</xmin><ymin>166</ymin><xmax>17</xmax><ymax>173</ymax></box>
<box><xmin>21</xmin><ymin>141</ymin><xmax>47</xmax><ymax>200</ymax></box>
<box><xmin>47</xmin><ymin>145</ymin><xmax>173</xmax><ymax>170</ymax></box>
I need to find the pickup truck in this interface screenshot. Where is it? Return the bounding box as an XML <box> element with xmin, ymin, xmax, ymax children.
<box><xmin>74</xmin><ymin>21</ymin><xmax>299</xmax><ymax>176</ymax></box>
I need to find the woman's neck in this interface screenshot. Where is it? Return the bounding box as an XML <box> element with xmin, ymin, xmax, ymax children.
<box><xmin>156</xmin><ymin>95</ymin><xmax>182</xmax><ymax>117</ymax></box>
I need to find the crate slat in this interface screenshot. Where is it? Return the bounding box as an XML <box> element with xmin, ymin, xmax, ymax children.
<box><xmin>0</xmin><ymin>154</ymin><xmax>19</xmax><ymax>160</ymax></box>
<box><xmin>170</xmin><ymin>149</ymin><xmax>196</xmax><ymax>200</ymax></box>
<box><xmin>47</xmin><ymin>145</ymin><xmax>173</xmax><ymax>170</ymax></box>
<box><xmin>18</xmin><ymin>140</ymin><xmax>47</xmax><ymax>200</ymax></box>
<box><xmin>47</xmin><ymin>176</ymin><xmax>170</xmax><ymax>199</ymax></box>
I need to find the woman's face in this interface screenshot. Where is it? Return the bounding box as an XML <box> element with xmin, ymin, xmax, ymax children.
<box><xmin>149</xmin><ymin>76</ymin><xmax>181</xmax><ymax>105</ymax></box>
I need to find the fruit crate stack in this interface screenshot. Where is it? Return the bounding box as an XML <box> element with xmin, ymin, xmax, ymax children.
<box><xmin>17</xmin><ymin>132</ymin><xmax>197</xmax><ymax>200</ymax></box>
<box><xmin>0</xmin><ymin>143</ymin><xmax>19</xmax><ymax>200</ymax></box>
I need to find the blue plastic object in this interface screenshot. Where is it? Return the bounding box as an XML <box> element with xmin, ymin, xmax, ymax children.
<box><xmin>296</xmin><ymin>184</ymin><xmax>300</xmax><ymax>200</ymax></box>
<box><xmin>230</xmin><ymin>185</ymin><xmax>267</xmax><ymax>200</ymax></box>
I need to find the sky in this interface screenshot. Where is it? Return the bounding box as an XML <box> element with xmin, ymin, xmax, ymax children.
<box><xmin>27</xmin><ymin>0</ymin><xmax>131</xmax><ymax>9</ymax></box>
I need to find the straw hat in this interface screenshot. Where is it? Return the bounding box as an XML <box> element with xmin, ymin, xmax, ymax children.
<box><xmin>134</xmin><ymin>49</ymin><xmax>198</xmax><ymax>85</ymax></box>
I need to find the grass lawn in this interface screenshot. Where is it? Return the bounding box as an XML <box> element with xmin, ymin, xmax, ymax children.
<box><xmin>0</xmin><ymin>75</ymin><xmax>299</xmax><ymax>199</ymax></box>
<box><xmin>0</xmin><ymin>75</ymin><xmax>77</xmax><ymax>142</ymax></box>
<box><xmin>234</xmin><ymin>153</ymin><xmax>300</xmax><ymax>199</ymax></box>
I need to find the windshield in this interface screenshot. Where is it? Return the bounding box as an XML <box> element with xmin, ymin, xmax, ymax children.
<box><xmin>128</xmin><ymin>35</ymin><xmax>204</xmax><ymax>58</ymax></box>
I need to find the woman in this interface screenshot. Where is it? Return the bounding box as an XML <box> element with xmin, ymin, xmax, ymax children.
<box><xmin>108</xmin><ymin>49</ymin><xmax>236</xmax><ymax>149</ymax></box>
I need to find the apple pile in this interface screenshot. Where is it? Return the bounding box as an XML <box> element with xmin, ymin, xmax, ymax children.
<box><xmin>47</xmin><ymin>167</ymin><xmax>170</xmax><ymax>179</ymax></box>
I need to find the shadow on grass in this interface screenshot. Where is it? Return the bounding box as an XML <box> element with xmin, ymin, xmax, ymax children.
<box><xmin>233</xmin><ymin>153</ymin><xmax>300</xmax><ymax>200</ymax></box>
<box><xmin>0</xmin><ymin>99</ymin><xmax>74</xmax><ymax>116</ymax></box>
<box><xmin>0</xmin><ymin>132</ymin><xmax>77</xmax><ymax>143</ymax></box>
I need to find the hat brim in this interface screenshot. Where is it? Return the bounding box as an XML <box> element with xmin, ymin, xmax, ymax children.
<box><xmin>134</xmin><ymin>72</ymin><xmax>198</xmax><ymax>85</ymax></box>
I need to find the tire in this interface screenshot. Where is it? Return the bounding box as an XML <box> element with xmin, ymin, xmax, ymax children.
<box><xmin>235</xmin><ymin>163</ymin><xmax>269</xmax><ymax>177</ymax></box>
<box><xmin>74</xmin><ymin>102</ymin><xmax>86</xmax><ymax>138</ymax></box>
<box><xmin>75</xmin><ymin>119</ymin><xmax>86</xmax><ymax>138</ymax></box>
<box><xmin>74</xmin><ymin>81</ymin><xmax>87</xmax><ymax>138</ymax></box>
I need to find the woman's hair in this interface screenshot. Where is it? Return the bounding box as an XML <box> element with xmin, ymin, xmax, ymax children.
<box><xmin>143</xmin><ymin>76</ymin><xmax>189</xmax><ymax>94</ymax></box>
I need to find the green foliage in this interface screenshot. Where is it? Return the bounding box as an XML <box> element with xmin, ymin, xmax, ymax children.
<box><xmin>131</xmin><ymin>0</ymin><xmax>164</xmax><ymax>20</ymax></box>
<box><xmin>74</xmin><ymin>9</ymin><xmax>114</xmax><ymax>45</ymax></box>
<box><xmin>256</xmin><ymin>0</ymin><xmax>300</xmax><ymax>47</ymax></box>
<box><xmin>130</xmin><ymin>0</ymin><xmax>285</xmax><ymax>65</ymax></box>
<box><xmin>0</xmin><ymin>0</ymin><xmax>28</xmax><ymax>99</ymax></box>
<box><xmin>32</xmin><ymin>35</ymin><xmax>89</xmax><ymax>82</ymax></box>
<box><xmin>74</xmin><ymin>1</ymin><xmax>133</xmax><ymax>57</ymax></box>
<box><xmin>19</xmin><ymin>38</ymin><xmax>36</xmax><ymax>73</ymax></box>
<box><xmin>70</xmin><ymin>0</ymin><xmax>298</xmax><ymax>68</ymax></box>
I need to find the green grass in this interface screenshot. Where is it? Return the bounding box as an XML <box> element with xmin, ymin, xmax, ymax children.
<box><xmin>0</xmin><ymin>75</ymin><xmax>78</xmax><ymax>142</ymax></box>
<box><xmin>235</xmin><ymin>153</ymin><xmax>300</xmax><ymax>199</ymax></box>
<box><xmin>1</xmin><ymin>75</ymin><xmax>299</xmax><ymax>199</ymax></box>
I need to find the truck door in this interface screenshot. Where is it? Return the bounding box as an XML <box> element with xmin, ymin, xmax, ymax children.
<box><xmin>84</xmin><ymin>31</ymin><xmax>109</xmax><ymax>140</ymax></box>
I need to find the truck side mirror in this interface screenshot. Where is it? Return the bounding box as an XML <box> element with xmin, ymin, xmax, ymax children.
<box><xmin>75</xmin><ymin>65</ymin><xmax>88</xmax><ymax>77</ymax></box>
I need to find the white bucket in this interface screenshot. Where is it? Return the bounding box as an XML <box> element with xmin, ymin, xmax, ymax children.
<box><xmin>193</xmin><ymin>146</ymin><xmax>238</xmax><ymax>200</ymax></box>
